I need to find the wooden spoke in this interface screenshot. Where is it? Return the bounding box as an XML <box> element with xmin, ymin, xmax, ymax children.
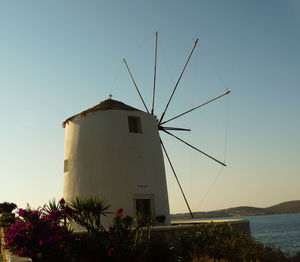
<box><xmin>123</xmin><ymin>58</ymin><xmax>149</xmax><ymax>113</ymax></box>
<box><xmin>160</xmin><ymin>139</ymin><xmax>194</xmax><ymax>218</ymax></box>
<box><xmin>163</xmin><ymin>130</ymin><xmax>226</xmax><ymax>167</ymax></box>
<box><xmin>161</xmin><ymin>90</ymin><xmax>231</xmax><ymax>125</ymax></box>
<box><xmin>159</xmin><ymin>126</ymin><xmax>191</xmax><ymax>131</ymax></box>
<box><xmin>151</xmin><ymin>32</ymin><xmax>158</xmax><ymax>115</ymax></box>
<box><xmin>158</xmin><ymin>38</ymin><xmax>199</xmax><ymax>124</ymax></box>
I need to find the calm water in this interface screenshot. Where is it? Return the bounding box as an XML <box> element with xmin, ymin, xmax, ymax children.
<box><xmin>174</xmin><ymin>213</ymin><xmax>300</xmax><ymax>256</ymax></box>
<box><xmin>241</xmin><ymin>213</ymin><xmax>300</xmax><ymax>256</ymax></box>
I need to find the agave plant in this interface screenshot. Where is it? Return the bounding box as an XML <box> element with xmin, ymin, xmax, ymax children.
<box><xmin>68</xmin><ymin>196</ymin><xmax>111</xmax><ymax>234</ymax></box>
<box><xmin>42</xmin><ymin>198</ymin><xmax>60</xmax><ymax>214</ymax></box>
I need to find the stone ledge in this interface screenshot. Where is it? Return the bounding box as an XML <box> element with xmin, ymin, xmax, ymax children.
<box><xmin>2</xmin><ymin>251</ymin><xmax>32</xmax><ymax>262</ymax></box>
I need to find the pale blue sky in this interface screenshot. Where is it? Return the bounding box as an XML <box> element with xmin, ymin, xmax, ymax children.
<box><xmin>0</xmin><ymin>0</ymin><xmax>299</xmax><ymax>214</ymax></box>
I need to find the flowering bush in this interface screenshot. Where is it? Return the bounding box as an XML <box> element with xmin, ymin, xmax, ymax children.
<box><xmin>107</xmin><ymin>207</ymin><xmax>146</xmax><ymax>261</ymax></box>
<box><xmin>4</xmin><ymin>197</ymin><xmax>149</xmax><ymax>262</ymax></box>
<box><xmin>4</xmin><ymin>208</ymin><xmax>73</xmax><ymax>261</ymax></box>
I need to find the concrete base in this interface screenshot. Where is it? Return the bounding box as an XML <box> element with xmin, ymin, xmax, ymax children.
<box><xmin>170</xmin><ymin>218</ymin><xmax>250</xmax><ymax>234</ymax></box>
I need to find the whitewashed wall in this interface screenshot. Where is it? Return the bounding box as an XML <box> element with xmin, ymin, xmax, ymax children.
<box><xmin>63</xmin><ymin>109</ymin><xmax>170</xmax><ymax>227</ymax></box>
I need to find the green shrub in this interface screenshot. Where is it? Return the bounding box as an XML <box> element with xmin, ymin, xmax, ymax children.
<box><xmin>0</xmin><ymin>202</ymin><xmax>17</xmax><ymax>214</ymax></box>
<box><xmin>68</xmin><ymin>196</ymin><xmax>111</xmax><ymax>234</ymax></box>
<box><xmin>170</xmin><ymin>223</ymin><xmax>291</xmax><ymax>262</ymax></box>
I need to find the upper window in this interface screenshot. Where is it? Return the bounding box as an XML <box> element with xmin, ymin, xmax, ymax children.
<box><xmin>128</xmin><ymin>116</ymin><xmax>142</xmax><ymax>133</ymax></box>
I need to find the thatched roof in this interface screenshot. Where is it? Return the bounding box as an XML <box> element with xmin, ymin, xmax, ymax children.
<box><xmin>62</xmin><ymin>99</ymin><xmax>140</xmax><ymax>128</ymax></box>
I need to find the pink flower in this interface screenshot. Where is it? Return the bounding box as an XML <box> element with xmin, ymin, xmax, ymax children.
<box><xmin>116</xmin><ymin>208</ymin><xmax>123</xmax><ymax>217</ymax></box>
<box><xmin>138</xmin><ymin>221</ymin><xmax>145</xmax><ymax>227</ymax></box>
<box><xmin>18</xmin><ymin>208</ymin><xmax>27</xmax><ymax>217</ymax></box>
<box><xmin>44</xmin><ymin>210</ymin><xmax>60</xmax><ymax>222</ymax></box>
<box><xmin>63</xmin><ymin>206</ymin><xmax>74</xmax><ymax>217</ymax></box>
<box><xmin>59</xmin><ymin>198</ymin><xmax>65</xmax><ymax>205</ymax></box>
<box><xmin>108</xmin><ymin>247</ymin><xmax>116</xmax><ymax>257</ymax></box>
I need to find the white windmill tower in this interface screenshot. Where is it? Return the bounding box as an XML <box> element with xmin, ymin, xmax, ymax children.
<box><xmin>62</xmin><ymin>32</ymin><xmax>230</xmax><ymax>226</ymax></box>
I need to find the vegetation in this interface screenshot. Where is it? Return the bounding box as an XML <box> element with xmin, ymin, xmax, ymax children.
<box><xmin>2</xmin><ymin>197</ymin><xmax>149</xmax><ymax>262</ymax></box>
<box><xmin>3</xmin><ymin>207</ymin><xmax>73</xmax><ymax>261</ymax></box>
<box><xmin>0</xmin><ymin>202</ymin><xmax>17</xmax><ymax>214</ymax></box>
<box><xmin>1</xmin><ymin>198</ymin><xmax>300</xmax><ymax>262</ymax></box>
<box><xmin>169</xmin><ymin>224</ymin><xmax>294</xmax><ymax>262</ymax></box>
<box><xmin>0</xmin><ymin>202</ymin><xmax>17</xmax><ymax>228</ymax></box>
<box><xmin>68</xmin><ymin>196</ymin><xmax>110</xmax><ymax>234</ymax></box>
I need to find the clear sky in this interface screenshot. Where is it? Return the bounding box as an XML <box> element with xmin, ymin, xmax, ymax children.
<box><xmin>0</xmin><ymin>0</ymin><xmax>299</xmax><ymax>214</ymax></box>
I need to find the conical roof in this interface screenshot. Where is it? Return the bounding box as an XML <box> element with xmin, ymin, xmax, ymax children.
<box><xmin>62</xmin><ymin>99</ymin><xmax>140</xmax><ymax>128</ymax></box>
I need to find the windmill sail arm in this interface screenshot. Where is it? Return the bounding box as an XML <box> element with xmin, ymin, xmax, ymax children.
<box><xmin>160</xmin><ymin>139</ymin><xmax>194</xmax><ymax>218</ymax></box>
<box><xmin>163</xmin><ymin>130</ymin><xmax>226</xmax><ymax>167</ymax></box>
<box><xmin>159</xmin><ymin>126</ymin><xmax>191</xmax><ymax>131</ymax></box>
<box><xmin>158</xmin><ymin>38</ymin><xmax>199</xmax><ymax>124</ymax></box>
<box><xmin>123</xmin><ymin>58</ymin><xmax>149</xmax><ymax>113</ymax></box>
<box><xmin>161</xmin><ymin>90</ymin><xmax>231</xmax><ymax>125</ymax></box>
<box><xmin>151</xmin><ymin>31</ymin><xmax>158</xmax><ymax>115</ymax></box>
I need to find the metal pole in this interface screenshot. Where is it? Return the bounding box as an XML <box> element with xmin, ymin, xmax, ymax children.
<box><xmin>159</xmin><ymin>38</ymin><xmax>199</xmax><ymax>124</ymax></box>
<box><xmin>123</xmin><ymin>59</ymin><xmax>149</xmax><ymax>113</ymax></box>
<box><xmin>163</xmin><ymin>130</ymin><xmax>226</xmax><ymax>167</ymax></box>
<box><xmin>151</xmin><ymin>32</ymin><xmax>158</xmax><ymax>115</ymax></box>
<box><xmin>160</xmin><ymin>139</ymin><xmax>194</xmax><ymax>218</ymax></box>
<box><xmin>162</xmin><ymin>90</ymin><xmax>231</xmax><ymax>125</ymax></box>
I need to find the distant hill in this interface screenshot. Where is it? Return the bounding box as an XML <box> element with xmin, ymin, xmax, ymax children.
<box><xmin>171</xmin><ymin>200</ymin><xmax>300</xmax><ymax>220</ymax></box>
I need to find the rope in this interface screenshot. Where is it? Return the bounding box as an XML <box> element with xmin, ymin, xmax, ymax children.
<box><xmin>109</xmin><ymin>60</ymin><xmax>123</xmax><ymax>98</ymax></box>
<box><xmin>195</xmin><ymin>166</ymin><xmax>225</xmax><ymax>212</ymax></box>
<box><xmin>108</xmin><ymin>33</ymin><xmax>154</xmax><ymax>99</ymax></box>
<box><xmin>223</xmin><ymin>93</ymin><xmax>230</xmax><ymax>163</ymax></box>
<box><xmin>124</xmin><ymin>33</ymin><xmax>155</xmax><ymax>59</ymax></box>
<box><xmin>193</xmin><ymin>98</ymin><xmax>230</xmax><ymax>212</ymax></box>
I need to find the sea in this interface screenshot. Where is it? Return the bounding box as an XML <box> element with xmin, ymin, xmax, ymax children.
<box><xmin>175</xmin><ymin>213</ymin><xmax>300</xmax><ymax>256</ymax></box>
<box><xmin>244</xmin><ymin>213</ymin><xmax>300</xmax><ymax>256</ymax></box>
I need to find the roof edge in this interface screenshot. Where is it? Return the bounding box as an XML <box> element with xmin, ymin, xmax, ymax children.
<box><xmin>62</xmin><ymin>99</ymin><xmax>141</xmax><ymax>128</ymax></box>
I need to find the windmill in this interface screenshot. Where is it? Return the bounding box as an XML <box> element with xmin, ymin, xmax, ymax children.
<box><xmin>62</xmin><ymin>33</ymin><xmax>230</xmax><ymax>228</ymax></box>
<box><xmin>122</xmin><ymin>32</ymin><xmax>230</xmax><ymax>218</ymax></box>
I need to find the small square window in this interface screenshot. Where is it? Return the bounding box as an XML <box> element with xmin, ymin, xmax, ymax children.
<box><xmin>64</xmin><ymin>159</ymin><xmax>69</xmax><ymax>172</ymax></box>
<box><xmin>128</xmin><ymin>116</ymin><xmax>142</xmax><ymax>133</ymax></box>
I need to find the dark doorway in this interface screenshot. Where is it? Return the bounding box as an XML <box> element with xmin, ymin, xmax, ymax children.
<box><xmin>136</xmin><ymin>199</ymin><xmax>151</xmax><ymax>217</ymax></box>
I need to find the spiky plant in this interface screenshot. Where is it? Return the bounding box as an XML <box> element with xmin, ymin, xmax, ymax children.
<box><xmin>42</xmin><ymin>198</ymin><xmax>60</xmax><ymax>214</ymax></box>
<box><xmin>68</xmin><ymin>196</ymin><xmax>110</xmax><ymax>234</ymax></box>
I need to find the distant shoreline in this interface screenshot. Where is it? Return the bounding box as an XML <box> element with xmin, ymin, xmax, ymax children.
<box><xmin>170</xmin><ymin>200</ymin><xmax>300</xmax><ymax>220</ymax></box>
